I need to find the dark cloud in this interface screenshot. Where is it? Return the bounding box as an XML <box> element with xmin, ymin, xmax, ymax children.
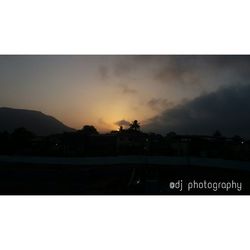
<box><xmin>152</xmin><ymin>56</ymin><xmax>250</xmax><ymax>87</ymax></box>
<box><xmin>114</xmin><ymin>56</ymin><xmax>250</xmax><ymax>89</ymax></box>
<box><xmin>144</xmin><ymin>83</ymin><xmax>250</xmax><ymax>138</ymax></box>
<box><xmin>147</xmin><ymin>98</ymin><xmax>174</xmax><ymax>111</ymax></box>
<box><xmin>132</xmin><ymin>55</ymin><xmax>250</xmax><ymax>70</ymax></box>
<box><xmin>119</xmin><ymin>84</ymin><xmax>137</xmax><ymax>94</ymax></box>
<box><xmin>113</xmin><ymin>60</ymin><xmax>135</xmax><ymax>77</ymax></box>
<box><xmin>114</xmin><ymin>119</ymin><xmax>131</xmax><ymax>127</ymax></box>
<box><xmin>154</xmin><ymin>62</ymin><xmax>202</xmax><ymax>86</ymax></box>
<box><xmin>98</xmin><ymin>65</ymin><xmax>109</xmax><ymax>81</ymax></box>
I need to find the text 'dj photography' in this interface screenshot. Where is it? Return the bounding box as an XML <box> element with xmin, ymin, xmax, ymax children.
<box><xmin>169</xmin><ymin>180</ymin><xmax>243</xmax><ymax>193</ymax></box>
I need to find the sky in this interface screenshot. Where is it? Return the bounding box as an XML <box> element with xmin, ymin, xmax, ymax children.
<box><xmin>1</xmin><ymin>55</ymin><xmax>250</xmax><ymax>136</ymax></box>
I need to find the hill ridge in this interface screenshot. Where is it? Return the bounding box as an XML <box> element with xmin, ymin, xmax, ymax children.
<box><xmin>0</xmin><ymin>107</ymin><xmax>75</xmax><ymax>136</ymax></box>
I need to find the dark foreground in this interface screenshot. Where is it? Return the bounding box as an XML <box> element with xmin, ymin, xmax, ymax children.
<box><xmin>0</xmin><ymin>161</ymin><xmax>249</xmax><ymax>195</ymax></box>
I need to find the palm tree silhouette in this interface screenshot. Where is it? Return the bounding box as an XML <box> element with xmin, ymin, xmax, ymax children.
<box><xmin>129</xmin><ymin>120</ymin><xmax>140</xmax><ymax>131</ymax></box>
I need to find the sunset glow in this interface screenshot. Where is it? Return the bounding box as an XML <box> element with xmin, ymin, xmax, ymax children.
<box><xmin>1</xmin><ymin>55</ymin><xmax>250</xmax><ymax>135</ymax></box>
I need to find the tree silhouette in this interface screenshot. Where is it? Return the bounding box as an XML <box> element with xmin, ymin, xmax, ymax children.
<box><xmin>78</xmin><ymin>125</ymin><xmax>99</xmax><ymax>136</ymax></box>
<box><xmin>232</xmin><ymin>135</ymin><xmax>243</xmax><ymax>143</ymax></box>
<box><xmin>213</xmin><ymin>130</ymin><xmax>222</xmax><ymax>138</ymax></box>
<box><xmin>12</xmin><ymin>127</ymin><xmax>34</xmax><ymax>141</ymax></box>
<box><xmin>129</xmin><ymin>120</ymin><xmax>140</xmax><ymax>131</ymax></box>
<box><xmin>166</xmin><ymin>131</ymin><xmax>177</xmax><ymax>139</ymax></box>
<box><xmin>11</xmin><ymin>127</ymin><xmax>34</xmax><ymax>150</ymax></box>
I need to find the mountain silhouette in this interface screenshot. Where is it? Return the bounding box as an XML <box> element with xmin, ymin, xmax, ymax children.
<box><xmin>0</xmin><ymin>107</ymin><xmax>75</xmax><ymax>136</ymax></box>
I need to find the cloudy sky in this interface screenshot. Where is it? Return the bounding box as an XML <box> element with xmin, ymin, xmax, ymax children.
<box><xmin>1</xmin><ymin>55</ymin><xmax>250</xmax><ymax>136</ymax></box>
